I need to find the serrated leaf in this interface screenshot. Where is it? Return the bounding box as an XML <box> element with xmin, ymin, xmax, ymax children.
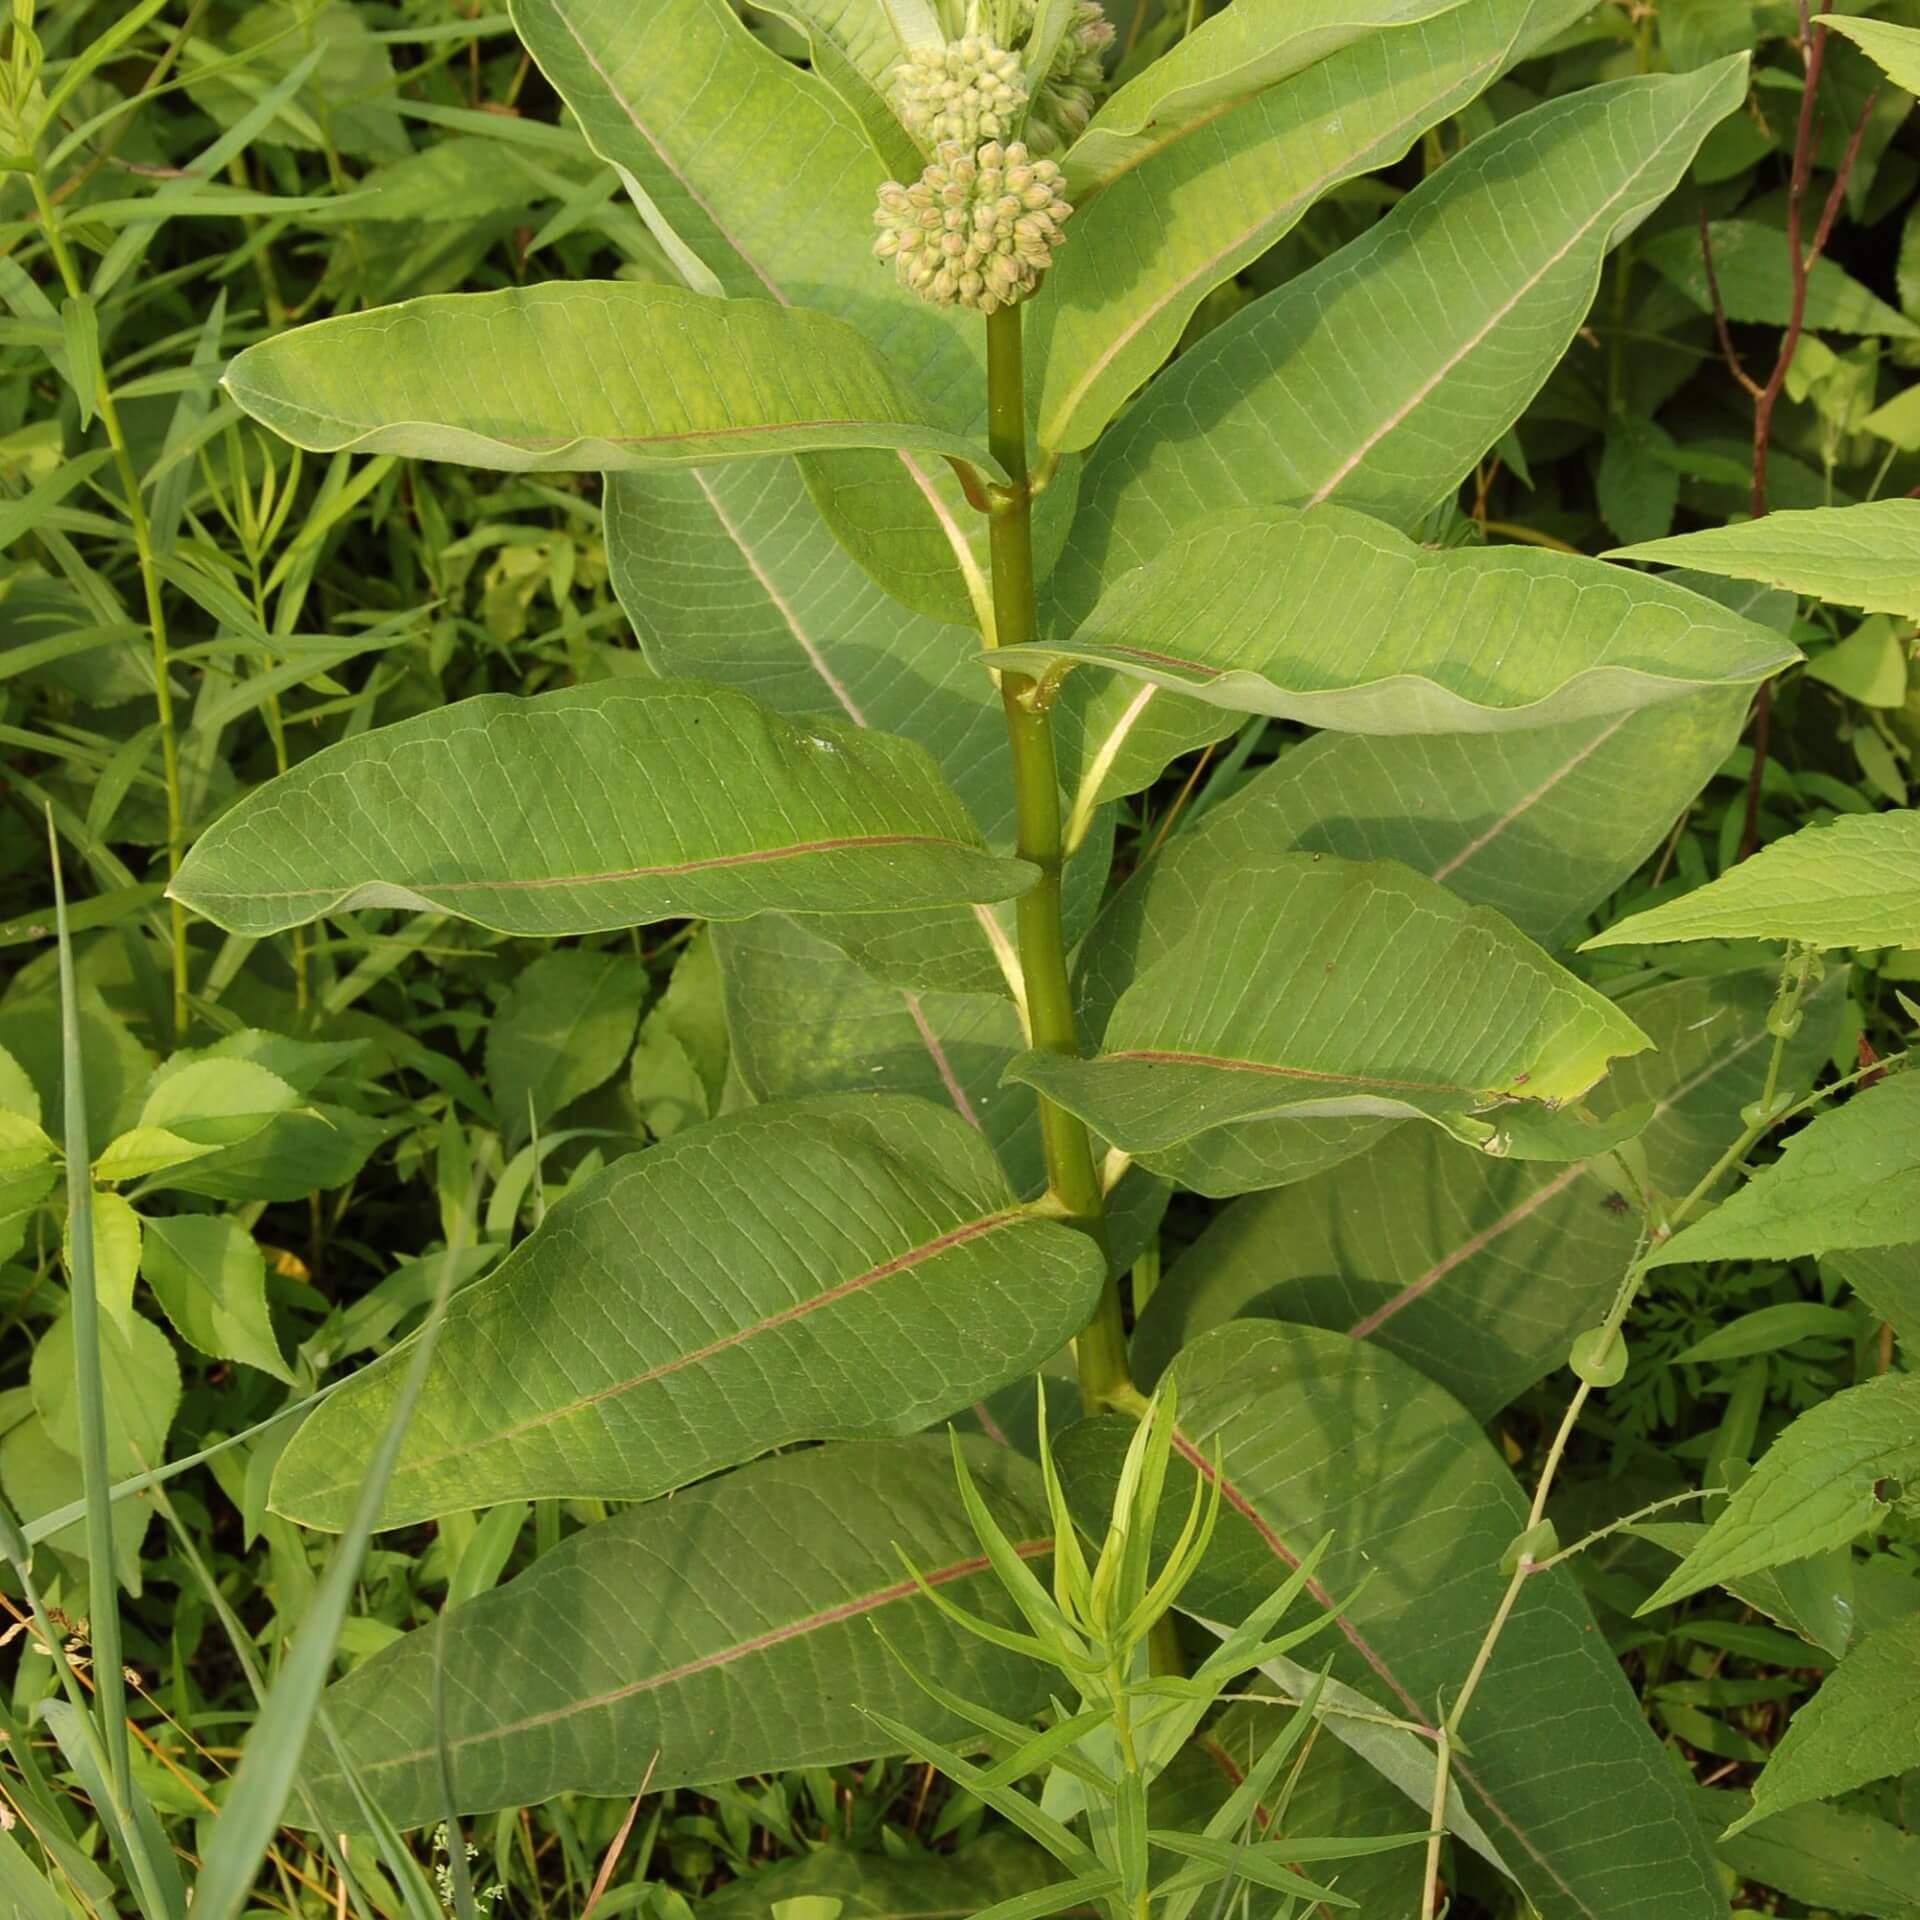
<box><xmin>1015</xmin><ymin>854</ymin><xmax>1648</xmax><ymax>1165</ymax></box>
<box><xmin>171</xmin><ymin>681</ymin><xmax>1030</xmax><ymax>938</ymax></box>
<box><xmin>140</xmin><ymin>1215</ymin><xmax>292</xmax><ymax>1384</ymax></box>
<box><xmin>1649</xmin><ymin>1072</ymin><xmax>1920</xmax><ymax>1269</ymax></box>
<box><xmin>95</xmin><ymin>1058</ymin><xmax>304</xmax><ymax>1181</ymax></box>
<box><xmin>1031</xmin><ymin>0</ymin><xmax>1584</xmax><ymax>452</ymax></box>
<box><xmin>1002</xmin><ymin>506</ymin><xmax>1792</xmax><ymax>733</ymax></box>
<box><xmin>1057</xmin><ymin>1324</ymin><xmax>1728</xmax><ymax>1920</ymax></box>
<box><xmin>1711</xmin><ymin>1786</ymin><xmax>1920</xmax><ymax>1920</ymax></box>
<box><xmin>1727</xmin><ymin>1610</ymin><xmax>1920</xmax><ymax>1835</ymax></box>
<box><xmin>1641</xmin><ymin>1373</ymin><xmax>1920</xmax><ymax>1610</ymax></box>
<box><xmin>1584</xmin><ymin>809</ymin><xmax>1920</xmax><ymax>951</ymax></box>
<box><xmin>1641</xmin><ymin>217</ymin><xmax>1920</xmax><ymax>338</ymax></box>
<box><xmin>224</xmin><ymin>282</ymin><xmax>1001</xmax><ymax>476</ymax></box>
<box><xmin>1820</xmin><ymin>10</ymin><xmax>1920</xmax><ymax>88</ymax></box>
<box><xmin>270</xmin><ymin>1095</ymin><xmax>1102</xmax><ymax>1530</ymax></box>
<box><xmin>292</xmin><ymin>1437</ymin><xmax>1058</xmax><ymax>1827</ymax></box>
<box><xmin>1606</xmin><ymin>499</ymin><xmax>1920</xmax><ymax>616</ymax></box>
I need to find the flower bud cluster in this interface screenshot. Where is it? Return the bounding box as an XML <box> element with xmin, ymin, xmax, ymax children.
<box><xmin>888</xmin><ymin>34</ymin><xmax>1027</xmax><ymax>150</ymax></box>
<box><xmin>1023</xmin><ymin>0</ymin><xmax>1114</xmax><ymax>154</ymax></box>
<box><xmin>873</xmin><ymin>139</ymin><xmax>1073</xmax><ymax>313</ymax></box>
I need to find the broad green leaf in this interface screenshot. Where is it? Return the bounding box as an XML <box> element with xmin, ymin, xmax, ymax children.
<box><xmin>224</xmin><ymin>283</ymin><xmax>1001</xmax><ymax>476</ymax></box>
<box><xmin>1031</xmin><ymin>0</ymin><xmax>1586</xmax><ymax>452</ymax></box>
<box><xmin>1649</xmin><ymin>1072</ymin><xmax>1920</xmax><ymax>1269</ymax></box>
<box><xmin>140</xmin><ymin>1215</ymin><xmax>292</xmax><ymax>1384</ymax></box>
<box><xmin>717</xmin><ymin>913</ymin><xmax>1045</xmax><ymax>1191</ymax></box>
<box><xmin>506</xmin><ymin>0</ymin><xmax>993</xmax><ymax>624</ymax></box>
<box><xmin>62</xmin><ymin>1189</ymin><xmax>140</xmax><ymax>1331</ymax></box>
<box><xmin>1817</xmin><ymin>13</ymin><xmax>1920</xmax><ymax>92</ymax></box>
<box><xmin>0</xmin><ymin>1416</ymin><xmax>152</xmax><ymax>1586</ymax></box>
<box><xmin>1064</xmin><ymin>0</ymin><xmax>1470</xmax><ymax>193</ymax></box>
<box><xmin>0</xmin><ymin>1043</ymin><xmax>40</xmax><ymax>1125</ymax></box>
<box><xmin>1047</xmin><ymin>57</ymin><xmax>1749</xmax><ymax>626</ymax></box>
<box><xmin>1606</xmin><ymin>500</ymin><xmax>1920</xmax><ymax>617</ymax></box>
<box><xmin>270</xmin><ymin>1095</ymin><xmax>1101</xmax><ymax>1530</ymax></box>
<box><xmin>1584</xmin><ymin>809</ymin><xmax>1920</xmax><ymax>951</ymax></box>
<box><xmin>1015</xmin><ymin>854</ymin><xmax>1649</xmax><ymax>1164</ymax></box>
<box><xmin>1641</xmin><ymin>1373</ymin><xmax>1920</xmax><ymax>1611</ymax></box>
<box><xmin>698</xmin><ymin>1834</ymin><xmax>1065</xmax><ymax>1920</ymax></box>
<box><xmin>94</xmin><ymin>1058</ymin><xmax>303</xmax><ymax>1183</ymax></box>
<box><xmin>170</xmin><ymin>681</ymin><xmax>1030</xmax><ymax>938</ymax></box>
<box><xmin>1000</xmin><ymin>506</ymin><xmax>1793</xmax><ymax>733</ymax></box>
<box><xmin>1058</xmin><ymin>1324</ymin><xmax>1728</xmax><ymax>1920</ymax></box>
<box><xmin>1046</xmin><ymin>60</ymin><xmax>1750</xmax><ymax>800</ymax></box>
<box><xmin>294</xmin><ymin>1437</ymin><xmax>1058</xmax><ymax>1826</ymax></box>
<box><xmin>1641</xmin><ymin>217</ymin><xmax>1920</xmax><ymax>338</ymax></box>
<box><xmin>485</xmin><ymin>949</ymin><xmax>647</xmax><ymax>1144</ymax></box>
<box><xmin>1709</xmin><ymin>1787</ymin><xmax>1920</xmax><ymax>1920</ymax></box>
<box><xmin>159</xmin><ymin>1105</ymin><xmax>391</xmax><ymax>1206</ymax></box>
<box><xmin>1132</xmin><ymin>971</ymin><xmax>1837</xmax><ymax>1414</ymax></box>
<box><xmin>1727</xmin><ymin>1612</ymin><xmax>1920</xmax><ymax>1836</ymax></box>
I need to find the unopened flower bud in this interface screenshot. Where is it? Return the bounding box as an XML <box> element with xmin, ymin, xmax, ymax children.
<box><xmin>890</xmin><ymin>36</ymin><xmax>1028</xmax><ymax>150</ymax></box>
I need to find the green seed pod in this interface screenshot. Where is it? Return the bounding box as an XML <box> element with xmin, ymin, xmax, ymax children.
<box><xmin>873</xmin><ymin>139</ymin><xmax>1074</xmax><ymax>314</ymax></box>
<box><xmin>890</xmin><ymin>35</ymin><xmax>1028</xmax><ymax>151</ymax></box>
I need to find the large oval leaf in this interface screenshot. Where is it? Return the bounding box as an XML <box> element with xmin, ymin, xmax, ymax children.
<box><xmin>1030</xmin><ymin>0</ymin><xmax>1577</xmax><ymax>452</ymax></box>
<box><xmin>1045</xmin><ymin>57</ymin><xmax>1749</xmax><ymax>803</ymax></box>
<box><xmin>1132</xmin><ymin>971</ymin><xmax>1844</xmax><ymax>1417</ymax></box>
<box><xmin>170</xmin><ymin>681</ymin><xmax>1030</xmax><ymax>938</ymax></box>
<box><xmin>1002</xmin><ymin>507</ymin><xmax>1793</xmax><ymax>734</ymax></box>
<box><xmin>294</xmin><ymin>1437</ymin><xmax>1056</xmax><ymax>1827</ymax></box>
<box><xmin>1017</xmin><ymin>854</ymin><xmax>1649</xmax><ymax>1164</ymax></box>
<box><xmin>1057</xmin><ymin>1324</ymin><xmax>1728</xmax><ymax>1920</ymax></box>
<box><xmin>270</xmin><ymin>1094</ymin><xmax>1101</xmax><ymax>1529</ymax></box>
<box><xmin>223</xmin><ymin>281</ymin><xmax>1000</xmax><ymax>476</ymax></box>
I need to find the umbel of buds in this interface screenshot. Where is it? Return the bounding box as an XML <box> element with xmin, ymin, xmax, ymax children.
<box><xmin>889</xmin><ymin>34</ymin><xmax>1027</xmax><ymax>150</ymax></box>
<box><xmin>1024</xmin><ymin>0</ymin><xmax>1115</xmax><ymax>155</ymax></box>
<box><xmin>873</xmin><ymin>139</ymin><xmax>1073</xmax><ymax>314</ymax></box>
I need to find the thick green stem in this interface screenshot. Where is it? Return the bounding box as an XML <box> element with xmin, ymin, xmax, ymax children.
<box><xmin>984</xmin><ymin>304</ymin><xmax>1132</xmax><ymax>1413</ymax></box>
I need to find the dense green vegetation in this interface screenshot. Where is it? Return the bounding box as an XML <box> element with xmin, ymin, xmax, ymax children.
<box><xmin>6</xmin><ymin>2</ymin><xmax>1920</xmax><ymax>1916</ymax></box>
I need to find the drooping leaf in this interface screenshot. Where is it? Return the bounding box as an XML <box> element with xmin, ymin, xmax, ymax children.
<box><xmin>1031</xmin><ymin>0</ymin><xmax>1586</xmax><ymax>452</ymax></box>
<box><xmin>270</xmin><ymin>1095</ymin><xmax>1101</xmax><ymax>1530</ymax></box>
<box><xmin>1708</xmin><ymin>1787</ymin><xmax>1920</xmax><ymax>1920</ymax></box>
<box><xmin>1726</xmin><ymin>1611</ymin><xmax>1920</xmax><ymax>1836</ymax></box>
<box><xmin>1606</xmin><ymin>499</ymin><xmax>1920</xmax><ymax>616</ymax></box>
<box><xmin>223</xmin><ymin>283</ymin><xmax>1001</xmax><ymax>476</ymax></box>
<box><xmin>171</xmin><ymin>681</ymin><xmax>1030</xmax><ymax>938</ymax></box>
<box><xmin>999</xmin><ymin>506</ymin><xmax>1793</xmax><ymax>733</ymax></box>
<box><xmin>1046</xmin><ymin>56</ymin><xmax>1750</xmax><ymax>794</ymax></box>
<box><xmin>1641</xmin><ymin>1373</ymin><xmax>1920</xmax><ymax>1611</ymax></box>
<box><xmin>1064</xmin><ymin>0</ymin><xmax>1472</xmax><ymax>193</ymax></box>
<box><xmin>1585</xmin><ymin>810</ymin><xmax>1920</xmax><ymax>952</ymax></box>
<box><xmin>1641</xmin><ymin>217</ymin><xmax>1920</xmax><ymax>338</ymax></box>
<box><xmin>141</xmin><ymin>1215</ymin><xmax>291</xmax><ymax>1384</ymax></box>
<box><xmin>1058</xmin><ymin>1324</ymin><xmax>1728</xmax><ymax>1920</ymax></box>
<box><xmin>1133</xmin><ymin>970</ymin><xmax>1836</xmax><ymax>1415</ymax></box>
<box><xmin>1648</xmin><ymin>1072</ymin><xmax>1920</xmax><ymax>1269</ymax></box>
<box><xmin>294</xmin><ymin>1437</ymin><xmax>1057</xmax><ymax>1827</ymax></box>
<box><xmin>485</xmin><ymin>949</ymin><xmax>648</xmax><ymax>1143</ymax></box>
<box><xmin>1016</xmin><ymin>854</ymin><xmax>1649</xmax><ymax>1169</ymax></box>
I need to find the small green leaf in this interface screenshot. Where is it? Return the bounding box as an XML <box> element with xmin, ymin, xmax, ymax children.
<box><xmin>1569</xmin><ymin>1325</ymin><xmax>1628</xmax><ymax>1387</ymax></box>
<box><xmin>1818</xmin><ymin>11</ymin><xmax>1920</xmax><ymax>90</ymax></box>
<box><xmin>485</xmin><ymin>949</ymin><xmax>647</xmax><ymax>1145</ymax></box>
<box><xmin>140</xmin><ymin>1215</ymin><xmax>292</xmax><ymax>1384</ymax></box>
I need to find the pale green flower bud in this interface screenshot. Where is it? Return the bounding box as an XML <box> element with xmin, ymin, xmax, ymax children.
<box><xmin>872</xmin><ymin>139</ymin><xmax>1074</xmax><ymax>314</ymax></box>
<box><xmin>890</xmin><ymin>34</ymin><xmax>1028</xmax><ymax>150</ymax></box>
<box><xmin>1021</xmin><ymin>0</ymin><xmax>1115</xmax><ymax>156</ymax></box>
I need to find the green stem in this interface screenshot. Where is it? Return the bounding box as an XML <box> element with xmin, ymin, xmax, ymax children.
<box><xmin>31</xmin><ymin>169</ymin><xmax>190</xmax><ymax>1040</ymax></box>
<box><xmin>984</xmin><ymin>304</ymin><xmax>1131</xmax><ymax>1413</ymax></box>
